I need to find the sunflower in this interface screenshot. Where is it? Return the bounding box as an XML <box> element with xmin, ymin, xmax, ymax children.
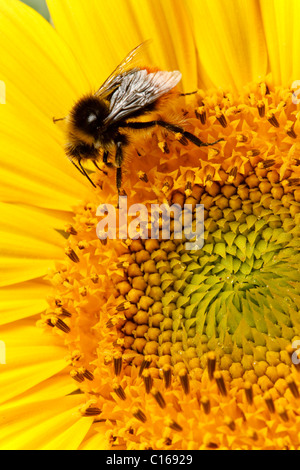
<box><xmin>0</xmin><ymin>0</ymin><xmax>300</xmax><ymax>450</ymax></box>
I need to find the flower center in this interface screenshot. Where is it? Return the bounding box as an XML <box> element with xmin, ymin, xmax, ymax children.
<box><xmin>115</xmin><ymin>171</ymin><xmax>299</xmax><ymax>391</ymax></box>
<box><xmin>43</xmin><ymin>82</ymin><xmax>300</xmax><ymax>449</ymax></box>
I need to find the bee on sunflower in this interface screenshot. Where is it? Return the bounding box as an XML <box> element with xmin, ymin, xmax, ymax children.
<box><xmin>0</xmin><ymin>0</ymin><xmax>299</xmax><ymax>451</ymax></box>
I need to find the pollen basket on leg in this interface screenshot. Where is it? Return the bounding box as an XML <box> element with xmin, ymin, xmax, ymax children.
<box><xmin>43</xmin><ymin>82</ymin><xmax>300</xmax><ymax>449</ymax></box>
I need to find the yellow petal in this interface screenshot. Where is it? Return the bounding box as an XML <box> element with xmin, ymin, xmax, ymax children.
<box><xmin>47</xmin><ymin>0</ymin><xmax>139</xmax><ymax>89</ymax></box>
<box><xmin>0</xmin><ymin>396</ymin><xmax>92</xmax><ymax>450</ymax></box>
<box><xmin>129</xmin><ymin>0</ymin><xmax>199</xmax><ymax>91</ymax></box>
<box><xmin>0</xmin><ymin>320</ymin><xmax>67</xmax><ymax>405</ymax></box>
<box><xmin>291</xmin><ymin>1</ymin><xmax>300</xmax><ymax>81</ymax></box>
<box><xmin>260</xmin><ymin>0</ymin><xmax>297</xmax><ymax>85</ymax></box>
<box><xmin>47</xmin><ymin>0</ymin><xmax>198</xmax><ymax>91</ymax></box>
<box><xmin>0</xmin><ymin>0</ymin><xmax>94</xmax><ymax>209</ymax></box>
<box><xmin>0</xmin><ymin>105</ymin><xmax>92</xmax><ymax>210</ymax></box>
<box><xmin>5</xmin><ymin>372</ymin><xmax>78</xmax><ymax>406</ymax></box>
<box><xmin>78</xmin><ymin>427</ymin><xmax>109</xmax><ymax>450</ymax></box>
<box><xmin>41</xmin><ymin>415</ymin><xmax>94</xmax><ymax>450</ymax></box>
<box><xmin>190</xmin><ymin>0</ymin><xmax>268</xmax><ymax>90</ymax></box>
<box><xmin>0</xmin><ymin>279</ymin><xmax>49</xmax><ymax>325</ymax></box>
<box><xmin>0</xmin><ymin>203</ymin><xmax>64</xmax><ymax>286</ymax></box>
<box><xmin>0</xmin><ymin>0</ymin><xmax>89</xmax><ymax>114</ymax></box>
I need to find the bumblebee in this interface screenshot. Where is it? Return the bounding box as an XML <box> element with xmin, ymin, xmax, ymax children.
<box><xmin>57</xmin><ymin>43</ymin><xmax>223</xmax><ymax>191</ymax></box>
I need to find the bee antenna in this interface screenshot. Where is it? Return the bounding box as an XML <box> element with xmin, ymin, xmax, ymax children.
<box><xmin>180</xmin><ymin>90</ymin><xmax>198</xmax><ymax>97</ymax></box>
<box><xmin>53</xmin><ymin>117</ymin><xmax>66</xmax><ymax>123</ymax></box>
<box><xmin>70</xmin><ymin>158</ymin><xmax>97</xmax><ymax>188</ymax></box>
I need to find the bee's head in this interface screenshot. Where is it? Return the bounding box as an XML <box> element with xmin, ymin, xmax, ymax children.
<box><xmin>69</xmin><ymin>95</ymin><xmax>108</xmax><ymax>140</ymax></box>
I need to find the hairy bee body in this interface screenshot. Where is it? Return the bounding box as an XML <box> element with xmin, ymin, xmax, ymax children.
<box><xmin>66</xmin><ymin>95</ymin><xmax>119</xmax><ymax>160</ymax></box>
<box><xmin>60</xmin><ymin>44</ymin><xmax>223</xmax><ymax>190</ymax></box>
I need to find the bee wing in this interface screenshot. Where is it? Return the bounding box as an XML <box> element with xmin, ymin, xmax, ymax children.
<box><xmin>103</xmin><ymin>69</ymin><xmax>182</xmax><ymax>125</ymax></box>
<box><xmin>94</xmin><ymin>42</ymin><xmax>148</xmax><ymax>100</ymax></box>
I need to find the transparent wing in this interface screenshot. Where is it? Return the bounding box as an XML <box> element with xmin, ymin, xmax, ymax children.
<box><xmin>103</xmin><ymin>69</ymin><xmax>182</xmax><ymax>125</ymax></box>
<box><xmin>94</xmin><ymin>42</ymin><xmax>148</xmax><ymax>100</ymax></box>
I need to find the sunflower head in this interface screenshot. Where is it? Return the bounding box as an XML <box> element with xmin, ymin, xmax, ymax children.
<box><xmin>2</xmin><ymin>0</ymin><xmax>300</xmax><ymax>452</ymax></box>
<box><xmin>42</xmin><ymin>79</ymin><xmax>300</xmax><ymax>449</ymax></box>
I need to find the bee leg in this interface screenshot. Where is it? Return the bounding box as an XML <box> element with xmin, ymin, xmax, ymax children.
<box><xmin>116</xmin><ymin>167</ymin><xmax>122</xmax><ymax>197</ymax></box>
<box><xmin>93</xmin><ymin>160</ymin><xmax>108</xmax><ymax>176</ymax></box>
<box><xmin>123</xmin><ymin>121</ymin><xmax>224</xmax><ymax>147</ymax></box>
<box><xmin>101</xmin><ymin>151</ymin><xmax>114</xmax><ymax>169</ymax></box>
<box><xmin>77</xmin><ymin>159</ymin><xmax>97</xmax><ymax>188</ymax></box>
<box><xmin>70</xmin><ymin>159</ymin><xmax>96</xmax><ymax>186</ymax></box>
<box><xmin>103</xmin><ymin>151</ymin><xmax>109</xmax><ymax>164</ymax></box>
<box><xmin>156</xmin><ymin>121</ymin><xmax>224</xmax><ymax>147</ymax></box>
<box><xmin>93</xmin><ymin>160</ymin><xmax>101</xmax><ymax>171</ymax></box>
<box><xmin>70</xmin><ymin>158</ymin><xmax>86</xmax><ymax>176</ymax></box>
<box><xmin>115</xmin><ymin>142</ymin><xmax>123</xmax><ymax>196</ymax></box>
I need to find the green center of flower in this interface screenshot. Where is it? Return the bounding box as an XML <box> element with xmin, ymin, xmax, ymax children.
<box><xmin>117</xmin><ymin>170</ymin><xmax>300</xmax><ymax>389</ymax></box>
